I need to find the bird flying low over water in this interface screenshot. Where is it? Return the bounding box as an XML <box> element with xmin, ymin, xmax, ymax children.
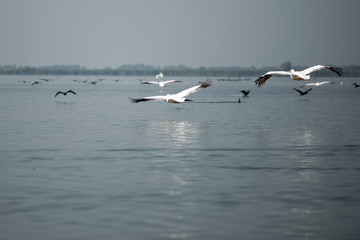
<box><xmin>254</xmin><ymin>65</ymin><xmax>343</xmax><ymax>87</ymax></box>
<box><xmin>155</xmin><ymin>72</ymin><xmax>164</xmax><ymax>80</ymax></box>
<box><xmin>54</xmin><ymin>90</ymin><xmax>76</xmax><ymax>97</ymax></box>
<box><xmin>129</xmin><ymin>79</ymin><xmax>212</xmax><ymax>103</ymax></box>
<box><xmin>141</xmin><ymin>79</ymin><xmax>182</xmax><ymax>88</ymax></box>
<box><xmin>351</xmin><ymin>83</ymin><xmax>360</xmax><ymax>88</ymax></box>
<box><xmin>293</xmin><ymin>88</ymin><xmax>312</xmax><ymax>96</ymax></box>
<box><xmin>240</xmin><ymin>90</ymin><xmax>250</xmax><ymax>96</ymax></box>
<box><xmin>301</xmin><ymin>81</ymin><xmax>335</xmax><ymax>87</ymax></box>
<box><xmin>31</xmin><ymin>81</ymin><xmax>41</xmax><ymax>86</ymax></box>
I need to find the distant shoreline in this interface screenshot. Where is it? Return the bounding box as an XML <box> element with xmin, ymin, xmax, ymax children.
<box><xmin>1</xmin><ymin>64</ymin><xmax>359</xmax><ymax>77</ymax></box>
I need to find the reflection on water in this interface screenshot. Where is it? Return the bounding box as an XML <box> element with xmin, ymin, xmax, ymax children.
<box><xmin>161</xmin><ymin>120</ymin><xmax>201</xmax><ymax>148</ymax></box>
<box><xmin>288</xmin><ymin>126</ymin><xmax>316</xmax><ymax>146</ymax></box>
<box><xmin>1</xmin><ymin>76</ymin><xmax>360</xmax><ymax>240</ymax></box>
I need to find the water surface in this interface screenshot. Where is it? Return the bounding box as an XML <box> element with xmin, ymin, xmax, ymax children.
<box><xmin>1</xmin><ymin>75</ymin><xmax>360</xmax><ymax>239</ymax></box>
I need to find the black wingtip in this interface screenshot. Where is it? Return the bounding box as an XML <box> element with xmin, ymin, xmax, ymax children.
<box><xmin>199</xmin><ymin>78</ymin><xmax>212</xmax><ymax>88</ymax></box>
<box><xmin>128</xmin><ymin>97</ymin><xmax>139</xmax><ymax>103</ymax></box>
<box><xmin>128</xmin><ymin>97</ymin><xmax>152</xmax><ymax>103</ymax></box>
<box><xmin>328</xmin><ymin>66</ymin><xmax>343</xmax><ymax>76</ymax></box>
<box><xmin>254</xmin><ymin>75</ymin><xmax>270</xmax><ymax>87</ymax></box>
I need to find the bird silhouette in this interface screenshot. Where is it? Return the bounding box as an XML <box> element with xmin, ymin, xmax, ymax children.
<box><xmin>240</xmin><ymin>90</ymin><xmax>250</xmax><ymax>96</ymax></box>
<box><xmin>293</xmin><ymin>88</ymin><xmax>312</xmax><ymax>96</ymax></box>
<box><xmin>351</xmin><ymin>83</ymin><xmax>360</xmax><ymax>88</ymax></box>
<box><xmin>54</xmin><ymin>90</ymin><xmax>77</xmax><ymax>97</ymax></box>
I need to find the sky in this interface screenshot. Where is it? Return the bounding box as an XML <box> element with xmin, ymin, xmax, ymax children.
<box><xmin>0</xmin><ymin>0</ymin><xmax>359</xmax><ymax>69</ymax></box>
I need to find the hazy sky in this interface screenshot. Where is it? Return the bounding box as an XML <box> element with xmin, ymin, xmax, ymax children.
<box><xmin>0</xmin><ymin>0</ymin><xmax>359</xmax><ymax>68</ymax></box>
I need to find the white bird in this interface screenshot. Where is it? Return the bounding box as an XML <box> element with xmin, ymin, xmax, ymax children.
<box><xmin>155</xmin><ymin>72</ymin><xmax>164</xmax><ymax>80</ymax></box>
<box><xmin>129</xmin><ymin>79</ymin><xmax>212</xmax><ymax>103</ymax></box>
<box><xmin>254</xmin><ymin>65</ymin><xmax>343</xmax><ymax>87</ymax></box>
<box><xmin>301</xmin><ymin>81</ymin><xmax>336</xmax><ymax>87</ymax></box>
<box><xmin>141</xmin><ymin>79</ymin><xmax>182</xmax><ymax>88</ymax></box>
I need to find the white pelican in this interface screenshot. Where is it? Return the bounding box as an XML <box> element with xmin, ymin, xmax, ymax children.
<box><xmin>254</xmin><ymin>65</ymin><xmax>343</xmax><ymax>87</ymax></box>
<box><xmin>293</xmin><ymin>88</ymin><xmax>312</xmax><ymax>96</ymax></box>
<box><xmin>129</xmin><ymin>79</ymin><xmax>212</xmax><ymax>103</ymax></box>
<box><xmin>55</xmin><ymin>90</ymin><xmax>76</xmax><ymax>97</ymax></box>
<box><xmin>301</xmin><ymin>81</ymin><xmax>335</xmax><ymax>87</ymax></box>
<box><xmin>155</xmin><ymin>72</ymin><xmax>164</xmax><ymax>80</ymax></box>
<box><xmin>141</xmin><ymin>79</ymin><xmax>182</xmax><ymax>88</ymax></box>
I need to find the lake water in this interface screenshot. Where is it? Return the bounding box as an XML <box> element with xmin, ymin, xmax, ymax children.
<box><xmin>1</xmin><ymin>75</ymin><xmax>360</xmax><ymax>240</ymax></box>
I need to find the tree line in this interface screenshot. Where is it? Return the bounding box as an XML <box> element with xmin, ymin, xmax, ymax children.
<box><xmin>1</xmin><ymin>63</ymin><xmax>359</xmax><ymax>77</ymax></box>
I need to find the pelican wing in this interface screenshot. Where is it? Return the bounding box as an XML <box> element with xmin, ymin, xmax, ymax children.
<box><xmin>163</xmin><ymin>80</ymin><xmax>182</xmax><ymax>84</ymax></box>
<box><xmin>67</xmin><ymin>90</ymin><xmax>76</xmax><ymax>95</ymax></box>
<box><xmin>141</xmin><ymin>81</ymin><xmax>159</xmax><ymax>85</ymax></box>
<box><xmin>254</xmin><ymin>71</ymin><xmax>291</xmax><ymax>87</ymax></box>
<box><xmin>128</xmin><ymin>95</ymin><xmax>166</xmax><ymax>103</ymax></box>
<box><xmin>302</xmin><ymin>65</ymin><xmax>343</xmax><ymax>76</ymax></box>
<box><xmin>319</xmin><ymin>81</ymin><xmax>335</xmax><ymax>85</ymax></box>
<box><xmin>303</xmin><ymin>83</ymin><xmax>316</xmax><ymax>87</ymax></box>
<box><xmin>176</xmin><ymin>79</ymin><xmax>212</xmax><ymax>98</ymax></box>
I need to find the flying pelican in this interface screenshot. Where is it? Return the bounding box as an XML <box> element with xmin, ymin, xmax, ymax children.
<box><xmin>301</xmin><ymin>81</ymin><xmax>336</xmax><ymax>87</ymax></box>
<box><xmin>293</xmin><ymin>88</ymin><xmax>312</xmax><ymax>96</ymax></box>
<box><xmin>240</xmin><ymin>90</ymin><xmax>250</xmax><ymax>96</ymax></box>
<box><xmin>155</xmin><ymin>72</ymin><xmax>164</xmax><ymax>80</ymax></box>
<box><xmin>54</xmin><ymin>90</ymin><xmax>76</xmax><ymax>97</ymax></box>
<box><xmin>254</xmin><ymin>65</ymin><xmax>343</xmax><ymax>87</ymax></box>
<box><xmin>141</xmin><ymin>79</ymin><xmax>182</xmax><ymax>88</ymax></box>
<box><xmin>129</xmin><ymin>79</ymin><xmax>212</xmax><ymax>103</ymax></box>
<box><xmin>351</xmin><ymin>83</ymin><xmax>360</xmax><ymax>88</ymax></box>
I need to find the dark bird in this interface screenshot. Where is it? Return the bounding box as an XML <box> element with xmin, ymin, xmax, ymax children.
<box><xmin>40</xmin><ymin>78</ymin><xmax>52</xmax><ymax>82</ymax></box>
<box><xmin>54</xmin><ymin>90</ymin><xmax>77</xmax><ymax>97</ymax></box>
<box><xmin>351</xmin><ymin>83</ymin><xmax>360</xmax><ymax>88</ymax></box>
<box><xmin>129</xmin><ymin>79</ymin><xmax>212</xmax><ymax>103</ymax></box>
<box><xmin>254</xmin><ymin>65</ymin><xmax>343</xmax><ymax>87</ymax></box>
<box><xmin>240</xmin><ymin>90</ymin><xmax>250</xmax><ymax>96</ymax></box>
<box><xmin>31</xmin><ymin>81</ymin><xmax>41</xmax><ymax>86</ymax></box>
<box><xmin>293</xmin><ymin>88</ymin><xmax>312</xmax><ymax>96</ymax></box>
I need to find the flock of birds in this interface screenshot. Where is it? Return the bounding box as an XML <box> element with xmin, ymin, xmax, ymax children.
<box><xmin>128</xmin><ymin>64</ymin><xmax>352</xmax><ymax>104</ymax></box>
<box><xmin>21</xmin><ymin>64</ymin><xmax>359</xmax><ymax>103</ymax></box>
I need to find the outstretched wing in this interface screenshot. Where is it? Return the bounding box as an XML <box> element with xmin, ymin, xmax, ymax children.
<box><xmin>54</xmin><ymin>91</ymin><xmax>63</xmax><ymax>97</ymax></box>
<box><xmin>141</xmin><ymin>81</ymin><xmax>159</xmax><ymax>85</ymax></box>
<box><xmin>128</xmin><ymin>95</ymin><xmax>166</xmax><ymax>104</ymax></box>
<box><xmin>240</xmin><ymin>90</ymin><xmax>249</xmax><ymax>95</ymax></box>
<box><xmin>304</xmin><ymin>88</ymin><xmax>312</xmax><ymax>94</ymax></box>
<box><xmin>293</xmin><ymin>88</ymin><xmax>304</xmax><ymax>94</ymax></box>
<box><xmin>176</xmin><ymin>79</ymin><xmax>212</xmax><ymax>98</ymax></box>
<box><xmin>67</xmin><ymin>90</ymin><xmax>76</xmax><ymax>95</ymax></box>
<box><xmin>163</xmin><ymin>80</ymin><xmax>182</xmax><ymax>84</ymax></box>
<box><xmin>302</xmin><ymin>65</ymin><xmax>343</xmax><ymax>76</ymax></box>
<box><xmin>320</xmin><ymin>81</ymin><xmax>335</xmax><ymax>85</ymax></box>
<box><xmin>254</xmin><ymin>71</ymin><xmax>291</xmax><ymax>87</ymax></box>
